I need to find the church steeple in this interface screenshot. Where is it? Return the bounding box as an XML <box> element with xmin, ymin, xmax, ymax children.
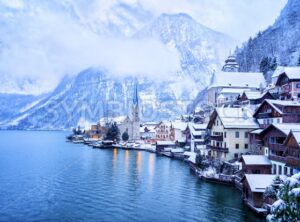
<box><xmin>222</xmin><ymin>52</ymin><xmax>239</xmax><ymax>72</ymax></box>
<box><xmin>132</xmin><ymin>78</ymin><xmax>139</xmax><ymax>122</ymax></box>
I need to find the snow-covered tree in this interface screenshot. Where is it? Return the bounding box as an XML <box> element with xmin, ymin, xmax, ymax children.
<box><xmin>267</xmin><ymin>173</ymin><xmax>300</xmax><ymax>222</ymax></box>
<box><xmin>264</xmin><ymin>176</ymin><xmax>284</xmax><ymax>200</ymax></box>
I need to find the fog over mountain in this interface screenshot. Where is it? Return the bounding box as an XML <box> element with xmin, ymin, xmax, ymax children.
<box><xmin>0</xmin><ymin>0</ymin><xmax>287</xmax><ymax>129</ymax></box>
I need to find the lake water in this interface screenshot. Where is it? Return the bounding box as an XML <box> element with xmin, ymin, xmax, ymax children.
<box><xmin>0</xmin><ymin>131</ymin><xmax>264</xmax><ymax>222</ymax></box>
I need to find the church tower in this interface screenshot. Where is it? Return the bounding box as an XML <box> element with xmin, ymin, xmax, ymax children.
<box><xmin>131</xmin><ymin>78</ymin><xmax>140</xmax><ymax>141</ymax></box>
<box><xmin>222</xmin><ymin>53</ymin><xmax>239</xmax><ymax>72</ymax></box>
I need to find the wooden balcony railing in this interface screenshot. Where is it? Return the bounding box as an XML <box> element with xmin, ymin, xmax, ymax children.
<box><xmin>268</xmin><ymin>143</ymin><xmax>286</xmax><ymax>152</ymax></box>
<box><xmin>210</xmin><ymin>135</ymin><xmax>223</xmax><ymax>141</ymax></box>
<box><xmin>269</xmin><ymin>154</ymin><xmax>287</xmax><ymax>163</ymax></box>
<box><xmin>207</xmin><ymin>145</ymin><xmax>229</xmax><ymax>153</ymax></box>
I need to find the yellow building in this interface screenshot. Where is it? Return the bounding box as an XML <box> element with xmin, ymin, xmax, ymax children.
<box><xmin>207</xmin><ymin>107</ymin><xmax>259</xmax><ymax>161</ymax></box>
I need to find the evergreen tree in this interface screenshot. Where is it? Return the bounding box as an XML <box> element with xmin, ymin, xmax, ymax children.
<box><xmin>271</xmin><ymin>57</ymin><xmax>278</xmax><ymax>71</ymax></box>
<box><xmin>264</xmin><ymin>176</ymin><xmax>283</xmax><ymax>200</ymax></box>
<box><xmin>260</xmin><ymin>56</ymin><xmax>269</xmax><ymax>77</ymax></box>
<box><xmin>267</xmin><ymin>173</ymin><xmax>300</xmax><ymax>222</ymax></box>
<box><xmin>105</xmin><ymin>122</ymin><xmax>120</xmax><ymax>142</ymax></box>
<box><xmin>122</xmin><ymin>130</ymin><xmax>129</xmax><ymax>141</ymax></box>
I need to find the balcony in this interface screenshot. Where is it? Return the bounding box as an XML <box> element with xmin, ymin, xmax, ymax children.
<box><xmin>286</xmin><ymin>156</ymin><xmax>300</xmax><ymax>168</ymax></box>
<box><xmin>268</xmin><ymin>143</ymin><xmax>286</xmax><ymax>152</ymax></box>
<box><xmin>207</xmin><ymin>145</ymin><xmax>229</xmax><ymax>153</ymax></box>
<box><xmin>269</xmin><ymin>154</ymin><xmax>287</xmax><ymax>163</ymax></box>
<box><xmin>210</xmin><ymin>134</ymin><xmax>223</xmax><ymax>141</ymax></box>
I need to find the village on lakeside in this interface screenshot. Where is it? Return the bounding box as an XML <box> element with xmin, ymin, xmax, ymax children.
<box><xmin>67</xmin><ymin>55</ymin><xmax>300</xmax><ymax>219</ymax></box>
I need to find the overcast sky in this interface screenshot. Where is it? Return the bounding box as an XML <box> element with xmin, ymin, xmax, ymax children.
<box><xmin>137</xmin><ymin>0</ymin><xmax>288</xmax><ymax>41</ymax></box>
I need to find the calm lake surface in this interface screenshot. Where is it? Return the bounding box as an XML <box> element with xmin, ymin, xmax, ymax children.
<box><xmin>0</xmin><ymin>131</ymin><xmax>264</xmax><ymax>222</ymax></box>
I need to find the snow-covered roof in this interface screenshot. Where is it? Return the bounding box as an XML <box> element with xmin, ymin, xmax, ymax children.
<box><xmin>250</xmin><ymin>129</ymin><xmax>264</xmax><ymax>134</ymax></box>
<box><xmin>242</xmin><ymin>155</ymin><xmax>271</xmax><ymax>165</ymax></box>
<box><xmin>272</xmin><ymin>66</ymin><xmax>285</xmax><ymax>78</ymax></box>
<box><xmin>291</xmin><ymin>131</ymin><xmax>300</xmax><ymax>144</ymax></box>
<box><xmin>188</xmin><ymin>123</ymin><xmax>207</xmax><ymax>136</ymax></box>
<box><xmin>268</xmin><ymin>123</ymin><xmax>300</xmax><ymax>136</ymax></box>
<box><xmin>282</xmin><ymin>67</ymin><xmax>300</xmax><ymax>80</ymax></box>
<box><xmin>156</xmin><ymin>141</ymin><xmax>175</xmax><ymax>145</ymax></box>
<box><xmin>209</xmin><ymin>71</ymin><xmax>265</xmax><ymax>89</ymax></box>
<box><xmin>220</xmin><ymin>88</ymin><xmax>249</xmax><ymax>94</ymax></box>
<box><xmin>242</xmin><ymin>91</ymin><xmax>265</xmax><ymax>100</ymax></box>
<box><xmin>256</xmin><ymin>100</ymin><xmax>300</xmax><ymax>115</ymax></box>
<box><xmin>245</xmin><ymin>174</ymin><xmax>278</xmax><ymax>193</ymax></box>
<box><xmin>155</xmin><ymin>120</ymin><xmax>172</xmax><ymax>128</ymax></box>
<box><xmin>214</xmin><ymin>107</ymin><xmax>259</xmax><ymax>129</ymax></box>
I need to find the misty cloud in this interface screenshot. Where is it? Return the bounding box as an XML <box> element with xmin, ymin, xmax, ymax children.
<box><xmin>0</xmin><ymin>0</ymin><xmax>180</xmax><ymax>93</ymax></box>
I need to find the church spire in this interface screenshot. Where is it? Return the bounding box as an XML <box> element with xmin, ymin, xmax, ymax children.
<box><xmin>133</xmin><ymin>78</ymin><xmax>139</xmax><ymax>106</ymax></box>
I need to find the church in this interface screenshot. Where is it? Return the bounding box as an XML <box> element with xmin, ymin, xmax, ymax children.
<box><xmin>99</xmin><ymin>80</ymin><xmax>140</xmax><ymax>141</ymax></box>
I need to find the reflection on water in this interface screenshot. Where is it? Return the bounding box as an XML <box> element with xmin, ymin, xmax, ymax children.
<box><xmin>136</xmin><ymin>151</ymin><xmax>142</xmax><ymax>176</ymax></box>
<box><xmin>148</xmin><ymin>154</ymin><xmax>155</xmax><ymax>185</ymax></box>
<box><xmin>124</xmin><ymin>150</ymin><xmax>129</xmax><ymax>175</ymax></box>
<box><xmin>0</xmin><ymin>131</ymin><xmax>264</xmax><ymax>222</ymax></box>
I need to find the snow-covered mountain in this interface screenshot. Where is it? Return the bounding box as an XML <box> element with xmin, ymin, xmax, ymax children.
<box><xmin>236</xmin><ymin>0</ymin><xmax>300</xmax><ymax>72</ymax></box>
<box><xmin>0</xmin><ymin>1</ymin><xmax>237</xmax><ymax>129</ymax></box>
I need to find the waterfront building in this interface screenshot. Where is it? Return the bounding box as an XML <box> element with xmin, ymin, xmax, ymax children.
<box><xmin>253</xmin><ymin>99</ymin><xmax>300</xmax><ymax>129</ymax></box>
<box><xmin>240</xmin><ymin>155</ymin><xmax>272</xmax><ymax>175</ymax></box>
<box><xmin>140</xmin><ymin>122</ymin><xmax>157</xmax><ymax>141</ymax></box>
<box><xmin>155</xmin><ymin>121</ymin><xmax>172</xmax><ymax>141</ymax></box>
<box><xmin>171</xmin><ymin>121</ymin><xmax>188</xmax><ymax>145</ymax></box>
<box><xmin>207</xmin><ymin>107</ymin><xmax>259</xmax><ymax>161</ymax></box>
<box><xmin>188</xmin><ymin>123</ymin><xmax>207</xmax><ymax>155</ymax></box>
<box><xmin>242</xmin><ymin>174</ymin><xmax>279</xmax><ymax>211</ymax></box>
<box><xmin>156</xmin><ymin>141</ymin><xmax>176</xmax><ymax>153</ymax></box>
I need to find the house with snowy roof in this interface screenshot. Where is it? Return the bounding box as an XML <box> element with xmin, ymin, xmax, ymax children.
<box><xmin>253</xmin><ymin>124</ymin><xmax>300</xmax><ymax>176</ymax></box>
<box><xmin>253</xmin><ymin>99</ymin><xmax>300</xmax><ymax>128</ymax></box>
<box><xmin>275</xmin><ymin>67</ymin><xmax>300</xmax><ymax>101</ymax></box>
<box><xmin>207</xmin><ymin>55</ymin><xmax>265</xmax><ymax>106</ymax></box>
<box><xmin>188</xmin><ymin>123</ymin><xmax>208</xmax><ymax>155</ymax></box>
<box><xmin>238</xmin><ymin>91</ymin><xmax>274</xmax><ymax>106</ymax></box>
<box><xmin>207</xmin><ymin>107</ymin><xmax>259</xmax><ymax>161</ymax></box>
<box><xmin>284</xmin><ymin>130</ymin><xmax>300</xmax><ymax>174</ymax></box>
<box><xmin>242</xmin><ymin>174</ymin><xmax>281</xmax><ymax>211</ymax></box>
<box><xmin>240</xmin><ymin>155</ymin><xmax>272</xmax><ymax>175</ymax></box>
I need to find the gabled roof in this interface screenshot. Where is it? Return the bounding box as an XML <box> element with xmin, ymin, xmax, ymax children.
<box><xmin>241</xmin><ymin>91</ymin><xmax>274</xmax><ymax>100</ymax></box>
<box><xmin>284</xmin><ymin>130</ymin><xmax>300</xmax><ymax>147</ymax></box>
<box><xmin>241</xmin><ymin>155</ymin><xmax>271</xmax><ymax>165</ymax></box>
<box><xmin>275</xmin><ymin>67</ymin><xmax>300</xmax><ymax>86</ymax></box>
<box><xmin>207</xmin><ymin>107</ymin><xmax>259</xmax><ymax>129</ymax></box>
<box><xmin>244</xmin><ymin>174</ymin><xmax>279</xmax><ymax>193</ymax></box>
<box><xmin>260</xmin><ymin>123</ymin><xmax>300</xmax><ymax>137</ymax></box>
<box><xmin>188</xmin><ymin>123</ymin><xmax>207</xmax><ymax>136</ymax></box>
<box><xmin>253</xmin><ymin>99</ymin><xmax>300</xmax><ymax>117</ymax></box>
<box><xmin>154</xmin><ymin>120</ymin><xmax>172</xmax><ymax>129</ymax></box>
<box><xmin>208</xmin><ymin>71</ymin><xmax>265</xmax><ymax>89</ymax></box>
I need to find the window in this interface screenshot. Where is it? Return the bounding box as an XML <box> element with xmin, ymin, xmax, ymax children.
<box><xmin>235</xmin><ymin>131</ymin><xmax>239</xmax><ymax>138</ymax></box>
<box><xmin>234</xmin><ymin>153</ymin><xmax>239</xmax><ymax>159</ymax></box>
<box><xmin>216</xmin><ymin>120</ymin><xmax>219</xmax><ymax>126</ymax></box>
<box><xmin>298</xmin><ymin>93</ymin><xmax>300</xmax><ymax>98</ymax></box>
<box><xmin>245</xmin><ymin>132</ymin><xmax>248</xmax><ymax>138</ymax></box>
<box><xmin>224</xmin><ymin>132</ymin><xmax>227</xmax><ymax>138</ymax></box>
<box><xmin>279</xmin><ymin>165</ymin><xmax>282</xmax><ymax>175</ymax></box>
<box><xmin>235</xmin><ymin>144</ymin><xmax>239</xmax><ymax>149</ymax></box>
<box><xmin>245</xmin><ymin>144</ymin><xmax>248</xmax><ymax>149</ymax></box>
<box><xmin>296</xmin><ymin>83</ymin><xmax>300</xmax><ymax>88</ymax></box>
<box><xmin>277</xmin><ymin>119</ymin><xmax>280</xmax><ymax>123</ymax></box>
<box><xmin>224</xmin><ymin>142</ymin><xmax>227</xmax><ymax>148</ymax></box>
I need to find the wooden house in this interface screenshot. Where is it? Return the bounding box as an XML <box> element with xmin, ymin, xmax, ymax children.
<box><xmin>242</xmin><ymin>174</ymin><xmax>278</xmax><ymax>211</ymax></box>
<box><xmin>284</xmin><ymin>130</ymin><xmax>300</xmax><ymax>175</ymax></box>
<box><xmin>240</xmin><ymin>155</ymin><xmax>272</xmax><ymax>175</ymax></box>
<box><xmin>275</xmin><ymin>67</ymin><xmax>300</xmax><ymax>101</ymax></box>
<box><xmin>253</xmin><ymin>99</ymin><xmax>300</xmax><ymax>128</ymax></box>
